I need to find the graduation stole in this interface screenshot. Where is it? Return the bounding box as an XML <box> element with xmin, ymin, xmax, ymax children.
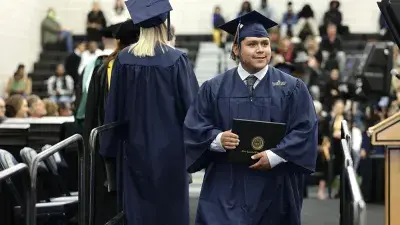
<box><xmin>107</xmin><ymin>59</ymin><xmax>115</xmax><ymax>90</ymax></box>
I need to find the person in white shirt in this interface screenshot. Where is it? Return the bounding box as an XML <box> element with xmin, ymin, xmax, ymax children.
<box><xmin>47</xmin><ymin>64</ymin><xmax>74</xmax><ymax>103</ymax></box>
<box><xmin>108</xmin><ymin>0</ymin><xmax>131</xmax><ymax>25</ymax></box>
<box><xmin>78</xmin><ymin>41</ymin><xmax>103</xmax><ymax>75</ymax></box>
<box><xmin>351</xmin><ymin>121</ymin><xmax>363</xmax><ymax>171</ymax></box>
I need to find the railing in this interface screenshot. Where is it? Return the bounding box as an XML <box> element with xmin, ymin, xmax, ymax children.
<box><xmin>89</xmin><ymin>121</ymin><xmax>126</xmax><ymax>225</ymax></box>
<box><xmin>28</xmin><ymin>134</ymin><xmax>86</xmax><ymax>225</ymax></box>
<box><xmin>340</xmin><ymin>120</ymin><xmax>366</xmax><ymax>225</ymax></box>
<box><xmin>0</xmin><ymin>163</ymin><xmax>31</xmax><ymax>225</ymax></box>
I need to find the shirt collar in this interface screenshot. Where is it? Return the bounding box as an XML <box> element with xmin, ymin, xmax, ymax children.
<box><xmin>102</xmin><ymin>49</ymin><xmax>115</xmax><ymax>56</ymax></box>
<box><xmin>237</xmin><ymin>63</ymin><xmax>269</xmax><ymax>81</ymax></box>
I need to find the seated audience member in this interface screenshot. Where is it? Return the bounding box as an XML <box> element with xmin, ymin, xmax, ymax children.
<box><xmin>280</xmin><ymin>1</ymin><xmax>297</xmax><ymax>38</ymax></box>
<box><xmin>258</xmin><ymin>0</ymin><xmax>276</xmax><ymax>21</ymax></box>
<box><xmin>320</xmin><ymin>24</ymin><xmax>346</xmax><ymax>72</ymax></box>
<box><xmin>293</xmin><ymin>51</ymin><xmax>319</xmax><ymax>89</ymax></box>
<box><xmin>27</xmin><ymin>95</ymin><xmax>47</xmax><ymax>118</ymax></box>
<box><xmin>41</xmin><ymin>8</ymin><xmax>73</xmax><ymax>53</ymax></box>
<box><xmin>237</xmin><ymin>1</ymin><xmax>252</xmax><ymax>17</ymax></box>
<box><xmin>320</xmin><ymin>0</ymin><xmax>348</xmax><ymax>35</ymax></box>
<box><xmin>58</xmin><ymin>102</ymin><xmax>72</xmax><ymax>116</ymax></box>
<box><xmin>293</xmin><ymin>4</ymin><xmax>319</xmax><ymax>42</ymax></box>
<box><xmin>78</xmin><ymin>41</ymin><xmax>102</xmax><ymax>75</ymax></box>
<box><xmin>109</xmin><ymin>0</ymin><xmax>130</xmax><ymax>25</ymax></box>
<box><xmin>86</xmin><ymin>2</ymin><xmax>107</xmax><ymax>42</ymax></box>
<box><xmin>323</xmin><ymin>68</ymin><xmax>341</xmax><ymax>111</ymax></box>
<box><xmin>5</xmin><ymin>94</ymin><xmax>29</xmax><ymax>118</ymax></box>
<box><xmin>305</xmin><ymin>36</ymin><xmax>323</xmax><ymax>65</ymax></box>
<box><xmin>47</xmin><ymin>64</ymin><xmax>75</xmax><ymax>103</ymax></box>
<box><xmin>65</xmin><ymin>42</ymin><xmax>86</xmax><ymax>86</ymax></box>
<box><xmin>5</xmin><ymin>64</ymin><xmax>32</xmax><ymax>98</ymax></box>
<box><xmin>278</xmin><ymin>37</ymin><xmax>295</xmax><ymax>63</ymax></box>
<box><xmin>314</xmin><ymin>100</ymin><xmax>330</xmax><ymax>200</ymax></box>
<box><xmin>268</xmin><ymin>27</ymin><xmax>280</xmax><ymax>53</ymax></box>
<box><xmin>43</xmin><ymin>99</ymin><xmax>59</xmax><ymax>116</ymax></box>
<box><xmin>0</xmin><ymin>98</ymin><xmax>5</xmax><ymax>122</ymax></box>
<box><xmin>212</xmin><ymin>6</ymin><xmax>226</xmax><ymax>48</ymax></box>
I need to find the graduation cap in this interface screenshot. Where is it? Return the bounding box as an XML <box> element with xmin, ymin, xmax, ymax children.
<box><xmin>125</xmin><ymin>0</ymin><xmax>172</xmax><ymax>29</ymax></box>
<box><xmin>219</xmin><ymin>10</ymin><xmax>278</xmax><ymax>45</ymax></box>
<box><xmin>113</xmin><ymin>19</ymin><xmax>140</xmax><ymax>45</ymax></box>
<box><xmin>275</xmin><ymin>62</ymin><xmax>296</xmax><ymax>74</ymax></box>
<box><xmin>101</xmin><ymin>24</ymin><xmax>119</xmax><ymax>38</ymax></box>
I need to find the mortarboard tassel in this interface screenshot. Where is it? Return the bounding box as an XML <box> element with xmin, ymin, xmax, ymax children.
<box><xmin>237</xmin><ymin>19</ymin><xmax>242</xmax><ymax>57</ymax></box>
<box><xmin>167</xmin><ymin>12</ymin><xmax>171</xmax><ymax>41</ymax></box>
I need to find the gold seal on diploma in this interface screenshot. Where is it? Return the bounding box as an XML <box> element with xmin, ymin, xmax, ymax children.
<box><xmin>251</xmin><ymin>136</ymin><xmax>264</xmax><ymax>151</ymax></box>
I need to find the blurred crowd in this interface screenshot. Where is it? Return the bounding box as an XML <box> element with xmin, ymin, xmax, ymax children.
<box><xmin>1</xmin><ymin>0</ymin><xmax>399</xmax><ymax>201</ymax></box>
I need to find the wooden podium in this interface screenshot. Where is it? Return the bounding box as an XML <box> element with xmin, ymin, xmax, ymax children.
<box><xmin>368</xmin><ymin>112</ymin><xmax>400</xmax><ymax>225</ymax></box>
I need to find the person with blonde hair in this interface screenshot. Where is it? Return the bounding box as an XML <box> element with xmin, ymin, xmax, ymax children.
<box><xmin>100</xmin><ymin>0</ymin><xmax>199</xmax><ymax>224</ymax></box>
<box><xmin>27</xmin><ymin>95</ymin><xmax>47</xmax><ymax>118</ymax></box>
<box><xmin>42</xmin><ymin>98</ymin><xmax>59</xmax><ymax>116</ymax></box>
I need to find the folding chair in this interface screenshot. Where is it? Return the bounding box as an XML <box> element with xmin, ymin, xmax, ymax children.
<box><xmin>27</xmin><ymin>134</ymin><xmax>87</xmax><ymax>225</ymax></box>
<box><xmin>0</xmin><ymin>162</ymin><xmax>30</xmax><ymax>225</ymax></box>
<box><xmin>0</xmin><ymin>149</ymin><xmax>77</xmax><ymax>225</ymax></box>
<box><xmin>40</xmin><ymin>145</ymin><xmax>78</xmax><ymax>197</ymax></box>
<box><xmin>20</xmin><ymin>147</ymin><xmax>78</xmax><ymax>203</ymax></box>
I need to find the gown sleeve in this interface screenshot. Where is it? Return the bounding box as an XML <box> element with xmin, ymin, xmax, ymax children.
<box><xmin>271</xmin><ymin>79</ymin><xmax>318</xmax><ymax>173</ymax></box>
<box><xmin>174</xmin><ymin>54</ymin><xmax>199</xmax><ymax>118</ymax></box>
<box><xmin>184</xmin><ymin>81</ymin><xmax>223</xmax><ymax>173</ymax></box>
<box><xmin>99</xmin><ymin>57</ymin><xmax>126</xmax><ymax>158</ymax></box>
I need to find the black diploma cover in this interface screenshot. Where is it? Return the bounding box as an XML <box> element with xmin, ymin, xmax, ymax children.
<box><xmin>228</xmin><ymin>119</ymin><xmax>286</xmax><ymax>164</ymax></box>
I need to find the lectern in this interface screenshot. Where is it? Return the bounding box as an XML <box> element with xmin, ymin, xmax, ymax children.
<box><xmin>368</xmin><ymin>112</ymin><xmax>400</xmax><ymax>225</ymax></box>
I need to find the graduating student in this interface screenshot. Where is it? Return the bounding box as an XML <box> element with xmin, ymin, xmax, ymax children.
<box><xmin>83</xmin><ymin>19</ymin><xmax>140</xmax><ymax>225</ymax></box>
<box><xmin>75</xmin><ymin>24</ymin><xmax>118</xmax><ymax>129</ymax></box>
<box><xmin>100</xmin><ymin>0</ymin><xmax>199</xmax><ymax>224</ymax></box>
<box><xmin>184</xmin><ymin>11</ymin><xmax>318</xmax><ymax>225</ymax></box>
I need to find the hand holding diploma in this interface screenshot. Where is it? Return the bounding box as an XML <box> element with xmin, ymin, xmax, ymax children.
<box><xmin>250</xmin><ymin>151</ymin><xmax>271</xmax><ymax>170</ymax></box>
<box><xmin>221</xmin><ymin>130</ymin><xmax>240</xmax><ymax>150</ymax></box>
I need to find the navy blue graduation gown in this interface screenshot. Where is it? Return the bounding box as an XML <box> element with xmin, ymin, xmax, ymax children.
<box><xmin>100</xmin><ymin>45</ymin><xmax>199</xmax><ymax>225</ymax></box>
<box><xmin>184</xmin><ymin>67</ymin><xmax>318</xmax><ymax>225</ymax></box>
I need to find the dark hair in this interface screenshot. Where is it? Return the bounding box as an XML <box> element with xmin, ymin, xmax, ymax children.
<box><xmin>240</xmin><ymin>1</ymin><xmax>252</xmax><ymax>13</ymax></box>
<box><xmin>230</xmin><ymin>30</ymin><xmax>240</xmax><ymax>61</ymax></box>
<box><xmin>298</xmin><ymin>4</ymin><xmax>314</xmax><ymax>18</ymax></box>
<box><xmin>5</xmin><ymin>94</ymin><xmax>24</xmax><ymax>118</ymax></box>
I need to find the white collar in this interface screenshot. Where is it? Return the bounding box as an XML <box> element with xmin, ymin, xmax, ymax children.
<box><xmin>102</xmin><ymin>48</ymin><xmax>115</xmax><ymax>56</ymax></box>
<box><xmin>237</xmin><ymin>63</ymin><xmax>269</xmax><ymax>81</ymax></box>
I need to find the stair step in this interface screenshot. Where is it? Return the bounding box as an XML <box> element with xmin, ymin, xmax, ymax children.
<box><xmin>32</xmin><ymin>83</ymin><xmax>47</xmax><ymax>92</ymax></box>
<box><xmin>40</xmin><ymin>51</ymin><xmax>70</xmax><ymax>61</ymax></box>
<box><xmin>29</xmin><ymin>71</ymin><xmax>53</xmax><ymax>81</ymax></box>
<box><xmin>34</xmin><ymin>62</ymin><xmax>61</xmax><ymax>71</ymax></box>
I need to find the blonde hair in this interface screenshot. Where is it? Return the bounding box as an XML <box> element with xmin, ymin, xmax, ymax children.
<box><xmin>42</xmin><ymin>98</ymin><xmax>59</xmax><ymax>116</ymax></box>
<box><xmin>129</xmin><ymin>23</ymin><xmax>169</xmax><ymax>57</ymax></box>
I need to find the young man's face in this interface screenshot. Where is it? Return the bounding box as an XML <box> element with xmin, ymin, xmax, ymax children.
<box><xmin>233</xmin><ymin>37</ymin><xmax>271</xmax><ymax>73</ymax></box>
